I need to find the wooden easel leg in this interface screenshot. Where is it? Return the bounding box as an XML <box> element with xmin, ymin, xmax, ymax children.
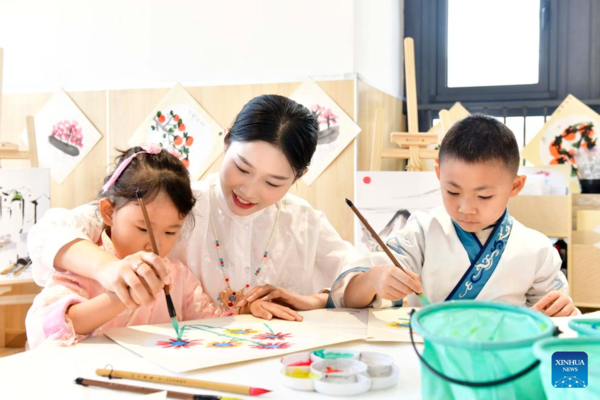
<box><xmin>0</xmin><ymin>305</ymin><xmax>5</xmax><ymax>348</ymax></box>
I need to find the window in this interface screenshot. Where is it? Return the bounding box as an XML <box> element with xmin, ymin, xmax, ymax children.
<box><xmin>447</xmin><ymin>0</ymin><xmax>541</xmax><ymax>88</ymax></box>
<box><xmin>434</xmin><ymin>0</ymin><xmax>556</xmax><ymax>102</ymax></box>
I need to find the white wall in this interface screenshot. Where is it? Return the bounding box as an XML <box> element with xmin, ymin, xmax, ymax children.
<box><xmin>0</xmin><ymin>0</ymin><xmax>354</xmax><ymax>92</ymax></box>
<box><xmin>0</xmin><ymin>0</ymin><xmax>403</xmax><ymax>99</ymax></box>
<box><xmin>354</xmin><ymin>0</ymin><xmax>404</xmax><ymax>100</ymax></box>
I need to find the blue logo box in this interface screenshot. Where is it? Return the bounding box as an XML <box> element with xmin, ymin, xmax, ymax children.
<box><xmin>552</xmin><ymin>351</ymin><xmax>588</xmax><ymax>388</ymax></box>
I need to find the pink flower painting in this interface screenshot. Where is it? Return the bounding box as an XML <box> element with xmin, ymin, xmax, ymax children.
<box><xmin>310</xmin><ymin>105</ymin><xmax>340</xmax><ymax>145</ymax></box>
<box><xmin>48</xmin><ymin>120</ymin><xmax>84</xmax><ymax>156</ymax></box>
<box><xmin>156</xmin><ymin>338</ymin><xmax>203</xmax><ymax>349</ymax></box>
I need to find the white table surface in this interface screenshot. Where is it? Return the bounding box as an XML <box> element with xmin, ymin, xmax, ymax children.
<box><xmin>0</xmin><ymin>309</ymin><xmax>423</xmax><ymax>400</ymax></box>
<box><xmin>2</xmin><ymin>309</ymin><xmax>597</xmax><ymax>400</ymax></box>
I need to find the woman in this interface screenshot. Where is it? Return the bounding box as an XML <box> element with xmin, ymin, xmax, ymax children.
<box><xmin>28</xmin><ymin>94</ymin><xmax>357</xmax><ymax>320</ymax></box>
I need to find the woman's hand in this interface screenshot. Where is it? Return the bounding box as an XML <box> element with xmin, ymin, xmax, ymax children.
<box><xmin>95</xmin><ymin>251</ymin><xmax>171</xmax><ymax>309</ymax></box>
<box><xmin>236</xmin><ymin>284</ymin><xmax>326</xmax><ymax>310</ymax></box>
<box><xmin>247</xmin><ymin>299</ymin><xmax>304</xmax><ymax>321</ymax></box>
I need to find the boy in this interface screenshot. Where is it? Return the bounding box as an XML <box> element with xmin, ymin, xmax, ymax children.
<box><xmin>329</xmin><ymin>115</ymin><xmax>576</xmax><ymax>317</ymax></box>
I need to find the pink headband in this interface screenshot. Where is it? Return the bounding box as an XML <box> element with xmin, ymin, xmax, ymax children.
<box><xmin>102</xmin><ymin>143</ymin><xmax>183</xmax><ymax>193</ymax></box>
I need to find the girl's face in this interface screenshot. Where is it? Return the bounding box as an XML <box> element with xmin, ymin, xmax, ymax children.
<box><xmin>100</xmin><ymin>191</ymin><xmax>186</xmax><ymax>258</ymax></box>
<box><xmin>220</xmin><ymin>140</ymin><xmax>297</xmax><ymax>216</ymax></box>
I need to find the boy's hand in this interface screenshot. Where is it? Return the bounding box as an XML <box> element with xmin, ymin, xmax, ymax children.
<box><xmin>368</xmin><ymin>265</ymin><xmax>422</xmax><ymax>301</ymax></box>
<box><xmin>236</xmin><ymin>284</ymin><xmax>325</xmax><ymax>310</ymax></box>
<box><xmin>96</xmin><ymin>251</ymin><xmax>171</xmax><ymax>309</ymax></box>
<box><xmin>247</xmin><ymin>299</ymin><xmax>304</xmax><ymax>321</ymax></box>
<box><xmin>532</xmin><ymin>291</ymin><xmax>577</xmax><ymax>317</ymax></box>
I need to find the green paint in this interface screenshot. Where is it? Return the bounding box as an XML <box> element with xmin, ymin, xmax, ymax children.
<box><xmin>172</xmin><ymin>318</ymin><xmax>181</xmax><ymax>340</ymax></box>
<box><xmin>313</xmin><ymin>349</ymin><xmax>354</xmax><ymax>359</ymax></box>
<box><xmin>264</xmin><ymin>323</ymin><xmax>275</xmax><ymax>335</ymax></box>
<box><xmin>418</xmin><ymin>293</ymin><xmax>431</xmax><ymax>306</ymax></box>
<box><xmin>539</xmin><ymin>323</ymin><xmax>547</xmax><ymax>331</ymax></box>
<box><xmin>181</xmin><ymin>324</ymin><xmax>264</xmax><ymax>346</ymax></box>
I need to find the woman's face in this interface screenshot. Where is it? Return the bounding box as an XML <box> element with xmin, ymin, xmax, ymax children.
<box><xmin>220</xmin><ymin>140</ymin><xmax>298</xmax><ymax>216</ymax></box>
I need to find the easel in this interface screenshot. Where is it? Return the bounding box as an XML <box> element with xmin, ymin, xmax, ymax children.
<box><xmin>0</xmin><ymin>49</ymin><xmax>39</xmax><ymax>168</ymax></box>
<box><xmin>0</xmin><ymin>48</ymin><xmax>39</xmax><ymax>349</ymax></box>
<box><xmin>371</xmin><ymin>38</ymin><xmax>451</xmax><ymax>171</ymax></box>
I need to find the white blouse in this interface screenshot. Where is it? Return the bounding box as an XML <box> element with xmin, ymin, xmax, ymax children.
<box><xmin>28</xmin><ymin>174</ymin><xmax>357</xmax><ymax>308</ymax></box>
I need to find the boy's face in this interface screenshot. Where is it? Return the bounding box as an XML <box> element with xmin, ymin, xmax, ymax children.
<box><xmin>435</xmin><ymin>159</ymin><xmax>526</xmax><ymax>233</ymax></box>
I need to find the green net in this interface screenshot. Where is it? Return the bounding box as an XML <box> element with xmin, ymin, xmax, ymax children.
<box><xmin>568</xmin><ymin>319</ymin><xmax>600</xmax><ymax>337</ymax></box>
<box><xmin>411</xmin><ymin>301</ymin><xmax>555</xmax><ymax>400</ymax></box>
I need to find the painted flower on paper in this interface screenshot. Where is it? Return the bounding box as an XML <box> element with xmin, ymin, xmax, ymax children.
<box><xmin>49</xmin><ymin>120</ymin><xmax>84</xmax><ymax>156</ymax></box>
<box><xmin>249</xmin><ymin>342</ymin><xmax>293</xmax><ymax>350</ymax></box>
<box><xmin>206</xmin><ymin>340</ymin><xmax>243</xmax><ymax>349</ymax></box>
<box><xmin>152</xmin><ymin>109</ymin><xmax>193</xmax><ymax>168</ymax></box>
<box><xmin>252</xmin><ymin>332</ymin><xmax>292</xmax><ymax>341</ymax></box>
<box><xmin>385</xmin><ymin>321</ymin><xmax>410</xmax><ymax>329</ymax></box>
<box><xmin>156</xmin><ymin>338</ymin><xmax>203</xmax><ymax>349</ymax></box>
<box><xmin>224</xmin><ymin>328</ymin><xmax>260</xmax><ymax>336</ymax></box>
<box><xmin>310</xmin><ymin>104</ymin><xmax>340</xmax><ymax>145</ymax></box>
<box><xmin>549</xmin><ymin>122</ymin><xmax>596</xmax><ymax>166</ymax></box>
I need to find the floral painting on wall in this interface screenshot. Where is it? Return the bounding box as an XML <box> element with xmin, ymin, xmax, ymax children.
<box><xmin>290</xmin><ymin>79</ymin><xmax>361</xmax><ymax>185</ymax></box>
<box><xmin>128</xmin><ymin>84</ymin><xmax>224</xmax><ymax>180</ymax></box>
<box><xmin>28</xmin><ymin>90</ymin><xmax>102</xmax><ymax>184</ymax></box>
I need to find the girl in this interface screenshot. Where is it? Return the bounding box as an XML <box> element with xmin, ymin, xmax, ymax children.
<box><xmin>28</xmin><ymin>95</ymin><xmax>357</xmax><ymax>320</ymax></box>
<box><xmin>26</xmin><ymin>145</ymin><xmax>228</xmax><ymax>348</ymax></box>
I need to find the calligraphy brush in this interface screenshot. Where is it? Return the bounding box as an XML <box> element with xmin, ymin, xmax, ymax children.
<box><xmin>345</xmin><ymin>198</ymin><xmax>431</xmax><ymax>306</ymax></box>
<box><xmin>136</xmin><ymin>190</ymin><xmax>181</xmax><ymax>339</ymax></box>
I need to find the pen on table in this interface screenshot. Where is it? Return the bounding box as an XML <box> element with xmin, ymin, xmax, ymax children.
<box><xmin>75</xmin><ymin>377</ymin><xmax>241</xmax><ymax>400</ymax></box>
<box><xmin>136</xmin><ymin>189</ymin><xmax>181</xmax><ymax>338</ymax></box>
<box><xmin>345</xmin><ymin>198</ymin><xmax>431</xmax><ymax>306</ymax></box>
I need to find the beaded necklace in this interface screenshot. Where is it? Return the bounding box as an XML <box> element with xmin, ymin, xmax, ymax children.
<box><xmin>209</xmin><ymin>205</ymin><xmax>281</xmax><ymax>310</ymax></box>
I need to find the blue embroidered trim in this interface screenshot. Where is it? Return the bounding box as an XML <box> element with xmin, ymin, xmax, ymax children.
<box><xmin>446</xmin><ymin>209</ymin><xmax>513</xmax><ymax>301</ymax></box>
<box><xmin>452</xmin><ymin>221</ymin><xmax>482</xmax><ymax>264</ymax></box>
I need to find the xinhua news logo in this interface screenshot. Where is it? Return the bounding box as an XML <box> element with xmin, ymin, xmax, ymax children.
<box><xmin>552</xmin><ymin>351</ymin><xmax>588</xmax><ymax>388</ymax></box>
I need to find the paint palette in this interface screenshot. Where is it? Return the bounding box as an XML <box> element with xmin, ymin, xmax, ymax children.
<box><xmin>280</xmin><ymin>348</ymin><xmax>399</xmax><ymax>396</ymax></box>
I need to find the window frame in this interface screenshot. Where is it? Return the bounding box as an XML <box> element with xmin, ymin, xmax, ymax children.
<box><xmin>431</xmin><ymin>0</ymin><xmax>558</xmax><ymax>102</ymax></box>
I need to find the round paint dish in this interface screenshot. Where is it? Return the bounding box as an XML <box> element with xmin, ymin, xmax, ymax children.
<box><xmin>310</xmin><ymin>348</ymin><xmax>360</xmax><ymax>362</ymax></box>
<box><xmin>314</xmin><ymin>372</ymin><xmax>371</xmax><ymax>396</ymax></box>
<box><xmin>280</xmin><ymin>352</ymin><xmax>315</xmax><ymax>391</ymax></box>
<box><xmin>310</xmin><ymin>359</ymin><xmax>368</xmax><ymax>383</ymax></box>
<box><xmin>369</xmin><ymin>364</ymin><xmax>399</xmax><ymax>390</ymax></box>
<box><xmin>359</xmin><ymin>351</ymin><xmax>394</xmax><ymax>377</ymax></box>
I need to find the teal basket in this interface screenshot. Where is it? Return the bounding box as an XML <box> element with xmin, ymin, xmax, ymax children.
<box><xmin>534</xmin><ymin>338</ymin><xmax>600</xmax><ymax>399</ymax></box>
<box><xmin>568</xmin><ymin>319</ymin><xmax>600</xmax><ymax>337</ymax></box>
<box><xmin>409</xmin><ymin>301</ymin><xmax>556</xmax><ymax>400</ymax></box>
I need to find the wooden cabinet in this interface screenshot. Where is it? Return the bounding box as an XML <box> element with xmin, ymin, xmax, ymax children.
<box><xmin>509</xmin><ymin>195</ymin><xmax>600</xmax><ymax>309</ymax></box>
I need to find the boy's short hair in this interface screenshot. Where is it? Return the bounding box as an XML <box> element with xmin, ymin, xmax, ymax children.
<box><xmin>438</xmin><ymin>114</ymin><xmax>520</xmax><ymax>176</ymax></box>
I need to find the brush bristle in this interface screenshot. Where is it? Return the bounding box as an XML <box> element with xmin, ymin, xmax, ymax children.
<box><xmin>345</xmin><ymin>198</ymin><xmax>354</xmax><ymax>207</ymax></box>
<box><xmin>248</xmin><ymin>388</ymin><xmax>271</xmax><ymax>396</ymax></box>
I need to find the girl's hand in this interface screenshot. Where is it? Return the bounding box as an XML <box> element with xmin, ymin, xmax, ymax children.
<box><xmin>237</xmin><ymin>284</ymin><xmax>325</xmax><ymax>311</ymax></box>
<box><xmin>532</xmin><ymin>291</ymin><xmax>578</xmax><ymax>317</ymax></box>
<box><xmin>96</xmin><ymin>251</ymin><xmax>171</xmax><ymax>309</ymax></box>
<box><xmin>248</xmin><ymin>299</ymin><xmax>304</xmax><ymax>321</ymax></box>
<box><xmin>368</xmin><ymin>265</ymin><xmax>422</xmax><ymax>301</ymax></box>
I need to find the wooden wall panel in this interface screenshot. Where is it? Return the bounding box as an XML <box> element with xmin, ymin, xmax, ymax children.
<box><xmin>108</xmin><ymin>80</ymin><xmax>356</xmax><ymax>242</ymax></box>
<box><xmin>356</xmin><ymin>79</ymin><xmax>405</xmax><ymax>171</ymax></box>
<box><xmin>0</xmin><ymin>91</ymin><xmax>107</xmax><ymax>210</ymax></box>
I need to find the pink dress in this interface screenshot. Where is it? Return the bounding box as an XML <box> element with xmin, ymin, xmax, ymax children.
<box><xmin>26</xmin><ymin>231</ymin><xmax>223</xmax><ymax>349</ymax></box>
